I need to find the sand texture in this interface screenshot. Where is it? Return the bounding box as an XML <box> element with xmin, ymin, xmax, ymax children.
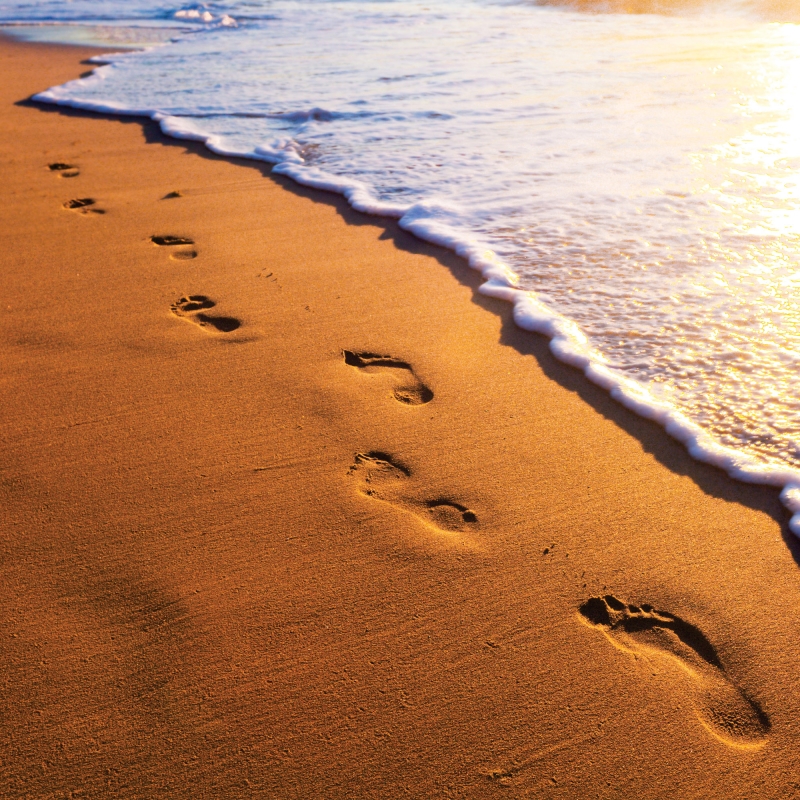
<box><xmin>2</xmin><ymin>35</ymin><xmax>800</xmax><ymax>799</ymax></box>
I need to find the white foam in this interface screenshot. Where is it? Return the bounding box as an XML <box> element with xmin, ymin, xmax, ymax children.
<box><xmin>173</xmin><ymin>7</ymin><xmax>236</xmax><ymax>26</ymax></box>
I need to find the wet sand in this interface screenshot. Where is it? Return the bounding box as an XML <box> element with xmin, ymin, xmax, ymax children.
<box><xmin>2</xmin><ymin>34</ymin><xmax>800</xmax><ymax>798</ymax></box>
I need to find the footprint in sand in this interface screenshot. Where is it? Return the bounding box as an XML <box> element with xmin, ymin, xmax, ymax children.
<box><xmin>579</xmin><ymin>595</ymin><xmax>770</xmax><ymax>749</ymax></box>
<box><xmin>48</xmin><ymin>162</ymin><xmax>79</xmax><ymax>178</ymax></box>
<box><xmin>170</xmin><ymin>295</ymin><xmax>241</xmax><ymax>333</ymax></box>
<box><xmin>343</xmin><ymin>350</ymin><xmax>433</xmax><ymax>405</ymax></box>
<box><xmin>348</xmin><ymin>452</ymin><xmax>477</xmax><ymax>534</ymax></box>
<box><xmin>63</xmin><ymin>198</ymin><xmax>105</xmax><ymax>215</ymax></box>
<box><xmin>151</xmin><ymin>234</ymin><xmax>198</xmax><ymax>260</ymax></box>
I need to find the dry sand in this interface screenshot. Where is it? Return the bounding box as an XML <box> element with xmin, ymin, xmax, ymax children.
<box><xmin>2</xmin><ymin>34</ymin><xmax>800</xmax><ymax>799</ymax></box>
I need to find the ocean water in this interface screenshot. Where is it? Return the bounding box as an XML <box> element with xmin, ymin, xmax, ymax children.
<box><xmin>5</xmin><ymin>0</ymin><xmax>800</xmax><ymax>531</ymax></box>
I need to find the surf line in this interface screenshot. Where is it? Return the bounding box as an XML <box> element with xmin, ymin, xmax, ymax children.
<box><xmin>32</xmin><ymin>52</ymin><xmax>800</xmax><ymax>538</ymax></box>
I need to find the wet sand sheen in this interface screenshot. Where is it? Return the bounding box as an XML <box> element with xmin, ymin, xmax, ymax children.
<box><xmin>2</xmin><ymin>34</ymin><xmax>800</xmax><ymax>798</ymax></box>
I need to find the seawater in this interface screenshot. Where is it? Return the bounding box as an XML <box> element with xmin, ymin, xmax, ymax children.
<box><xmin>5</xmin><ymin>0</ymin><xmax>800</xmax><ymax>531</ymax></box>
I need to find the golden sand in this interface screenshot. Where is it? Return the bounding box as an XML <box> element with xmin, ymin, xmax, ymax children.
<box><xmin>1</xmin><ymin>34</ymin><xmax>799</xmax><ymax>798</ymax></box>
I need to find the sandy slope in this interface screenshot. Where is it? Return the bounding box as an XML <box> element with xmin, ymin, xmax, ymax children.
<box><xmin>1</xmin><ymin>34</ymin><xmax>800</xmax><ymax>799</ymax></box>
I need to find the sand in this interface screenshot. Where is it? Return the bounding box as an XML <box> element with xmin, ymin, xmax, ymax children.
<box><xmin>2</xmin><ymin>34</ymin><xmax>800</xmax><ymax>799</ymax></box>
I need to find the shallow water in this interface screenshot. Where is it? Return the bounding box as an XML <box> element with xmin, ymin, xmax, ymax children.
<box><xmin>5</xmin><ymin>0</ymin><xmax>800</xmax><ymax>524</ymax></box>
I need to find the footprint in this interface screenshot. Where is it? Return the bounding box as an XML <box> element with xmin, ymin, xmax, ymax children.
<box><xmin>348</xmin><ymin>452</ymin><xmax>477</xmax><ymax>534</ymax></box>
<box><xmin>170</xmin><ymin>295</ymin><xmax>241</xmax><ymax>334</ymax></box>
<box><xmin>343</xmin><ymin>350</ymin><xmax>433</xmax><ymax>405</ymax></box>
<box><xmin>63</xmin><ymin>198</ymin><xmax>105</xmax><ymax>215</ymax></box>
<box><xmin>579</xmin><ymin>595</ymin><xmax>770</xmax><ymax>749</ymax></box>
<box><xmin>152</xmin><ymin>235</ymin><xmax>197</xmax><ymax>260</ymax></box>
<box><xmin>48</xmin><ymin>162</ymin><xmax>79</xmax><ymax>178</ymax></box>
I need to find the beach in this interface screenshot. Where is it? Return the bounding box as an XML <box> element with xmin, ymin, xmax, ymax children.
<box><xmin>2</xmin><ymin>33</ymin><xmax>800</xmax><ymax>797</ymax></box>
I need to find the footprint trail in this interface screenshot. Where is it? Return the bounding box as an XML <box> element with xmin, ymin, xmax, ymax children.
<box><xmin>348</xmin><ymin>452</ymin><xmax>477</xmax><ymax>535</ymax></box>
<box><xmin>344</xmin><ymin>350</ymin><xmax>433</xmax><ymax>405</ymax></box>
<box><xmin>171</xmin><ymin>295</ymin><xmax>241</xmax><ymax>333</ymax></box>
<box><xmin>579</xmin><ymin>595</ymin><xmax>770</xmax><ymax>749</ymax></box>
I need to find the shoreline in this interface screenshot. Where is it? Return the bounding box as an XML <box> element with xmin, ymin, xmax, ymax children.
<box><xmin>28</xmin><ymin>29</ymin><xmax>800</xmax><ymax>537</ymax></box>
<box><xmin>2</xmin><ymin>33</ymin><xmax>800</xmax><ymax>798</ymax></box>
